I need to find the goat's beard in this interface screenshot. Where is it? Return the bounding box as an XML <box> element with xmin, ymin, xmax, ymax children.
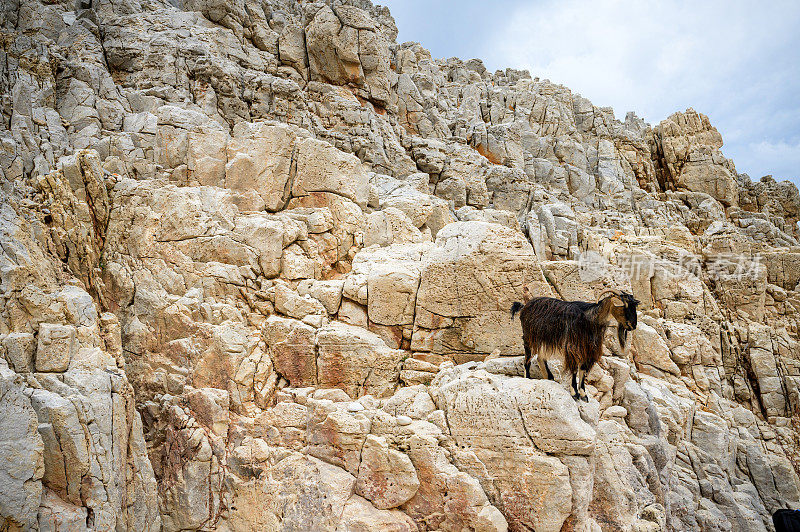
<box><xmin>618</xmin><ymin>326</ymin><xmax>629</xmax><ymax>350</ymax></box>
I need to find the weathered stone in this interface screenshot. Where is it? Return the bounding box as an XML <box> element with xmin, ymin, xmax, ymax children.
<box><xmin>364</xmin><ymin>208</ymin><xmax>425</xmax><ymax>247</ymax></box>
<box><xmin>294</xmin><ymin>137</ymin><xmax>370</xmax><ymax>208</ymax></box>
<box><xmin>264</xmin><ymin>316</ymin><xmax>317</xmax><ymax>388</ymax></box>
<box><xmin>317</xmin><ymin>322</ymin><xmax>405</xmax><ymax>398</ymax></box>
<box><xmin>336</xmin><ymin>495</ymin><xmax>418</xmax><ymax>532</ymax></box>
<box><xmin>35</xmin><ymin>324</ymin><xmax>77</xmax><ymax>372</ymax></box>
<box><xmin>3</xmin><ymin>332</ymin><xmax>36</xmax><ymax>372</ymax></box>
<box><xmin>653</xmin><ymin>109</ymin><xmax>739</xmax><ymax>207</ymax></box>
<box><xmin>414</xmin><ymin>222</ymin><xmax>553</xmax><ymax>358</ymax></box>
<box><xmin>307</xmin><ymin>399</ymin><xmax>371</xmax><ymax>475</ymax></box>
<box><xmin>306</xmin><ymin>279</ymin><xmax>345</xmax><ymax>314</ymax></box>
<box><xmin>6</xmin><ymin>0</ymin><xmax>800</xmax><ymax>528</ymax></box>
<box><xmin>631</xmin><ymin>321</ymin><xmax>680</xmax><ymax>376</ymax></box>
<box><xmin>356</xmin><ymin>434</ymin><xmax>420</xmax><ymax>509</ymax></box>
<box><xmin>0</xmin><ymin>364</ymin><xmax>44</xmax><ymax>529</ymax></box>
<box><xmin>37</xmin><ymin>488</ymin><xmax>88</xmax><ymax>532</ymax></box>
<box><xmin>431</xmin><ymin>366</ymin><xmax>595</xmax><ymax>455</ymax></box>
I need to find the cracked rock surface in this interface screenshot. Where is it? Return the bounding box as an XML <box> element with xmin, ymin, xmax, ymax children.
<box><xmin>2</xmin><ymin>0</ymin><xmax>800</xmax><ymax>530</ymax></box>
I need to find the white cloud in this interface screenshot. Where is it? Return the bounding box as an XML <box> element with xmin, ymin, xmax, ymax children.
<box><xmin>481</xmin><ymin>0</ymin><xmax>800</xmax><ymax>184</ymax></box>
<box><xmin>485</xmin><ymin>0</ymin><xmax>791</xmax><ymax>118</ymax></box>
<box><xmin>735</xmin><ymin>139</ymin><xmax>800</xmax><ymax>182</ymax></box>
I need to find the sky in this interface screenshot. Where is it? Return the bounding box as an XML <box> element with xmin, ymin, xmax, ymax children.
<box><xmin>380</xmin><ymin>0</ymin><xmax>800</xmax><ymax>188</ymax></box>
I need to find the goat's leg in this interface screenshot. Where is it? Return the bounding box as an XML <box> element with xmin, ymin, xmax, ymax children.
<box><xmin>570</xmin><ymin>372</ymin><xmax>580</xmax><ymax>400</ymax></box>
<box><xmin>537</xmin><ymin>356</ymin><xmax>552</xmax><ymax>380</ymax></box>
<box><xmin>524</xmin><ymin>343</ymin><xmax>532</xmax><ymax>379</ymax></box>
<box><xmin>578</xmin><ymin>364</ymin><xmax>589</xmax><ymax>401</ymax></box>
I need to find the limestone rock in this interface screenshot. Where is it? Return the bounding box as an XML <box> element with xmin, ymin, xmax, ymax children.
<box><xmin>294</xmin><ymin>136</ymin><xmax>370</xmax><ymax>209</ymax></box>
<box><xmin>631</xmin><ymin>321</ymin><xmax>681</xmax><ymax>376</ymax></box>
<box><xmin>5</xmin><ymin>0</ymin><xmax>800</xmax><ymax>528</ymax></box>
<box><xmin>35</xmin><ymin>324</ymin><xmax>77</xmax><ymax>372</ymax></box>
<box><xmin>364</xmin><ymin>207</ymin><xmax>425</xmax><ymax>247</ymax></box>
<box><xmin>224</xmin><ymin>122</ymin><xmax>297</xmax><ymax>211</ymax></box>
<box><xmin>264</xmin><ymin>316</ymin><xmax>317</xmax><ymax>388</ymax></box>
<box><xmin>307</xmin><ymin>399</ymin><xmax>371</xmax><ymax>475</ymax></box>
<box><xmin>413</xmin><ymin>221</ymin><xmax>553</xmax><ymax>359</ymax></box>
<box><xmin>3</xmin><ymin>332</ymin><xmax>36</xmax><ymax>372</ymax></box>
<box><xmin>0</xmin><ymin>364</ymin><xmax>44</xmax><ymax>529</ymax></box>
<box><xmin>652</xmin><ymin>109</ymin><xmax>739</xmax><ymax>207</ymax></box>
<box><xmin>305</xmin><ymin>5</ymin><xmax>392</xmax><ymax>104</ymax></box>
<box><xmin>356</xmin><ymin>434</ymin><xmax>420</xmax><ymax>509</ymax></box>
<box><xmin>431</xmin><ymin>366</ymin><xmax>596</xmax><ymax>455</ymax></box>
<box><xmin>317</xmin><ymin>321</ymin><xmax>405</xmax><ymax>398</ymax></box>
<box><xmin>336</xmin><ymin>495</ymin><xmax>418</xmax><ymax>532</ymax></box>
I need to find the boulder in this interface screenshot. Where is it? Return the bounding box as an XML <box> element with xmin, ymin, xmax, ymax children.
<box><xmin>413</xmin><ymin>222</ymin><xmax>553</xmax><ymax>359</ymax></box>
<box><xmin>35</xmin><ymin>324</ymin><xmax>77</xmax><ymax>373</ymax></box>
<box><xmin>355</xmin><ymin>434</ymin><xmax>420</xmax><ymax>509</ymax></box>
<box><xmin>316</xmin><ymin>322</ymin><xmax>404</xmax><ymax>398</ymax></box>
<box><xmin>336</xmin><ymin>495</ymin><xmax>418</xmax><ymax>532</ymax></box>
<box><xmin>294</xmin><ymin>137</ymin><xmax>370</xmax><ymax>208</ymax></box>
<box><xmin>263</xmin><ymin>316</ymin><xmax>317</xmax><ymax>388</ymax></box>
<box><xmin>305</xmin><ymin>5</ymin><xmax>392</xmax><ymax>104</ymax></box>
<box><xmin>3</xmin><ymin>332</ymin><xmax>36</xmax><ymax>372</ymax></box>
<box><xmin>430</xmin><ymin>366</ymin><xmax>596</xmax><ymax>455</ymax></box>
<box><xmin>653</xmin><ymin>110</ymin><xmax>738</xmax><ymax>207</ymax></box>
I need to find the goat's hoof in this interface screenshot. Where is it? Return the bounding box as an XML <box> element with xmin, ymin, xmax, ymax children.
<box><xmin>579</xmin><ymin>395</ymin><xmax>589</xmax><ymax>402</ymax></box>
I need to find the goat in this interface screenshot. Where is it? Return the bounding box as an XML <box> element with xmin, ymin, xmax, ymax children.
<box><xmin>510</xmin><ymin>287</ymin><xmax>638</xmax><ymax>401</ymax></box>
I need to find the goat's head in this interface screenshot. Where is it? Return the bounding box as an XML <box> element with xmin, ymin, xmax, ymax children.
<box><xmin>599</xmin><ymin>290</ymin><xmax>639</xmax><ymax>347</ymax></box>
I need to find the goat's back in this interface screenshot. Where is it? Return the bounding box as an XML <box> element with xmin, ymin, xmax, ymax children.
<box><xmin>518</xmin><ymin>296</ymin><xmax>587</xmax><ymax>340</ymax></box>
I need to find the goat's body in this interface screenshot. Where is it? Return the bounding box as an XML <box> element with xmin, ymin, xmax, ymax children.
<box><xmin>512</xmin><ymin>295</ymin><xmax>627</xmax><ymax>400</ymax></box>
<box><xmin>519</xmin><ymin>296</ymin><xmax>606</xmax><ymax>369</ymax></box>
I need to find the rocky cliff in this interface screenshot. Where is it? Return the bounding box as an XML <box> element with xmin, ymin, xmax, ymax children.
<box><xmin>2</xmin><ymin>0</ymin><xmax>800</xmax><ymax>530</ymax></box>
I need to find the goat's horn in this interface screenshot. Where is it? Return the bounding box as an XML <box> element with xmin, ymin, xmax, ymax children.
<box><xmin>597</xmin><ymin>288</ymin><xmax>621</xmax><ymax>300</ymax></box>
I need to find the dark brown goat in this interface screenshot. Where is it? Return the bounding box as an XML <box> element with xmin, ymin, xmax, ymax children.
<box><xmin>510</xmin><ymin>288</ymin><xmax>638</xmax><ymax>400</ymax></box>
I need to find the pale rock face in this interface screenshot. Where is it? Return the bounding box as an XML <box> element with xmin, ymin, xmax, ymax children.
<box><xmin>631</xmin><ymin>320</ymin><xmax>681</xmax><ymax>377</ymax></box>
<box><xmin>294</xmin><ymin>136</ymin><xmax>371</xmax><ymax>209</ymax></box>
<box><xmin>414</xmin><ymin>221</ymin><xmax>553</xmax><ymax>360</ymax></box>
<box><xmin>0</xmin><ymin>362</ymin><xmax>44</xmax><ymax>529</ymax></box>
<box><xmin>430</xmin><ymin>366</ymin><xmax>589</xmax><ymax>531</ymax></box>
<box><xmin>431</xmin><ymin>366</ymin><xmax>596</xmax><ymax>455</ymax></box>
<box><xmin>305</xmin><ymin>279</ymin><xmax>345</xmax><ymax>314</ymax></box>
<box><xmin>337</xmin><ymin>495</ymin><xmax>419</xmax><ymax>531</ymax></box>
<box><xmin>35</xmin><ymin>323</ymin><xmax>77</xmax><ymax>372</ymax></box>
<box><xmin>356</xmin><ymin>434</ymin><xmax>420</xmax><ymax>509</ymax></box>
<box><xmin>364</xmin><ymin>207</ymin><xmax>425</xmax><ymax>247</ymax></box>
<box><xmin>372</xmin><ymin>172</ymin><xmax>454</xmax><ymax>237</ymax></box>
<box><xmin>263</xmin><ymin>315</ymin><xmax>317</xmax><ymax>388</ymax></box>
<box><xmin>3</xmin><ymin>332</ymin><xmax>36</xmax><ymax>372</ymax></box>
<box><xmin>224</xmin><ymin>122</ymin><xmax>297</xmax><ymax>211</ymax></box>
<box><xmin>4</xmin><ymin>0</ymin><xmax>800</xmax><ymax>528</ymax></box>
<box><xmin>340</xmin><ymin>242</ymin><xmax>430</xmax><ymax>347</ymax></box>
<box><xmin>263</xmin><ymin>454</ymin><xmax>357</xmax><ymax>530</ymax></box>
<box><xmin>653</xmin><ymin>109</ymin><xmax>740</xmax><ymax>207</ymax></box>
<box><xmin>305</xmin><ymin>5</ymin><xmax>392</xmax><ymax>104</ymax></box>
<box><xmin>317</xmin><ymin>321</ymin><xmax>405</xmax><ymax>398</ymax></box>
<box><xmin>367</xmin><ymin>261</ymin><xmax>421</xmax><ymax>328</ymax></box>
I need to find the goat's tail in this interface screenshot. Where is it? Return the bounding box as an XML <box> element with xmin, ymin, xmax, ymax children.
<box><xmin>510</xmin><ymin>301</ymin><xmax>523</xmax><ymax>319</ymax></box>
